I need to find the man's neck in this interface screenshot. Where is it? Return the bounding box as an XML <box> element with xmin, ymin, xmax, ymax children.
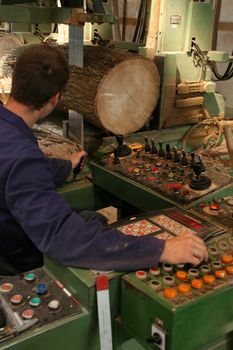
<box><xmin>4</xmin><ymin>98</ymin><xmax>45</xmax><ymax>128</ymax></box>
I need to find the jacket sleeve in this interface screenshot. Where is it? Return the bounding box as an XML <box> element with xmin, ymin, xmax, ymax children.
<box><xmin>6</xmin><ymin>156</ymin><xmax>165</xmax><ymax>271</ymax></box>
<box><xmin>47</xmin><ymin>157</ymin><xmax>72</xmax><ymax>185</ymax></box>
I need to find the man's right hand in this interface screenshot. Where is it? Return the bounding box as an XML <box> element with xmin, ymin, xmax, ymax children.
<box><xmin>159</xmin><ymin>233</ymin><xmax>208</xmax><ymax>266</ymax></box>
<box><xmin>70</xmin><ymin>150</ymin><xmax>87</xmax><ymax>170</ymax></box>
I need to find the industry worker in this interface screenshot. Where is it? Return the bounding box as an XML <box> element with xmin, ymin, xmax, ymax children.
<box><xmin>0</xmin><ymin>44</ymin><xmax>208</xmax><ymax>275</ymax></box>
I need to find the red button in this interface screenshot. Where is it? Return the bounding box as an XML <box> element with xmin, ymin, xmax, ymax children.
<box><xmin>11</xmin><ymin>294</ymin><xmax>23</xmax><ymax>305</ymax></box>
<box><xmin>136</xmin><ymin>270</ymin><xmax>147</xmax><ymax>280</ymax></box>
<box><xmin>22</xmin><ymin>309</ymin><xmax>34</xmax><ymax>320</ymax></box>
<box><xmin>209</xmin><ymin>203</ymin><xmax>220</xmax><ymax>211</ymax></box>
<box><xmin>0</xmin><ymin>283</ymin><xmax>13</xmax><ymax>293</ymax></box>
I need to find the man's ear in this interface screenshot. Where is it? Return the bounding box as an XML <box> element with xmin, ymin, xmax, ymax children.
<box><xmin>50</xmin><ymin>93</ymin><xmax>60</xmax><ymax>107</ymax></box>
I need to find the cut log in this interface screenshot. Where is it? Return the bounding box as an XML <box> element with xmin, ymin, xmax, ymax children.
<box><xmin>61</xmin><ymin>45</ymin><xmax>160</xmax><ymax>135</ymax></box>
<box><xmin>0</xmin><ymin>44</ymin><xmax>160</xmax><ymax>135</ymax></box>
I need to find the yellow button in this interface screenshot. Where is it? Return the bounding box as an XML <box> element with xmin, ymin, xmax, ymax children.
<box><xmin>203</xmin><ymin>274</ymin><xmax>216</xmax><ymax>285</ymax></box>
<box><xmin>191</xmin><ymin>279</ymin><xmax>203</xmax><ymax>289</ymax></box>
<box><xmin>178</xmin><ymin>283</ymin><xmax>191</xmax><ymax>294</ymax></box>
<box><xmin>221</xmin><ymin>255</ymin><xmax>233</xmax><ymax>264</ymax></box>
<box><xmin>214</xmin><ymin>269</ymin><xmax>226</xmax><ymax>279</ymax></box>
<box><xmin>163</xmin><ymin>288</ymin><xmax>177</xmax><ymax>299</ymax></box>
<box><xmin>225</xmin><ymin>266</ymin><xmax>233</xmax><ymax>275</ymax></box>
<box><xmin>176</xmin><ymin>270</ymin><xmax>188</xmax><ymax>281</ymax></box>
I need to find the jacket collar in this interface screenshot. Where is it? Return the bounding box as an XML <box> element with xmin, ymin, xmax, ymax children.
<box><xmin>0</xmin><ymin>105</ymin><xmax>37</xmax><ymax>143</ymax></box>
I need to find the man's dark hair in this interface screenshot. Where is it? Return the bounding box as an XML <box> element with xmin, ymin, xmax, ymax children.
<box><xmin>10</xmin><ymin>44</ymin><xmax>69</xmax><ymax>110</ymax></box>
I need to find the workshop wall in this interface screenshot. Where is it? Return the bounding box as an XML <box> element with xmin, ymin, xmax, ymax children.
<box><xmin>215</xmin><ymin>0</ymin><xmax>233</xmax><ymax>115</ymax></box>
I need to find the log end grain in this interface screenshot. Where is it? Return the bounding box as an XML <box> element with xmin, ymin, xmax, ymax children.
<box><xmin>96</xmin><ymin>57</ymin><xmax>160</xmax><ymax>135</ymax></box>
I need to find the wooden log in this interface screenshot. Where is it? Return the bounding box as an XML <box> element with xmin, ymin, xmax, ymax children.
<box><xmin>0</xmin><ymin>44</ymin><xmax>160</xmax><ymax>135</ymax></box>
<box><xmin>61</xmin><ymin>45</ymin><xmax>160</xmax><ymax>135</ymax></box>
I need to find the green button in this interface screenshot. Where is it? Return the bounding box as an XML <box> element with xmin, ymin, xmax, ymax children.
<box><xmin>29</xmin><ymin>297</ymin><xmax>41</xmax><ymax>307</ymax></box>
<box><xmin>25</xmin><ymin>273</ymin><xmax>36</xmax><ymax>282</ymax></box>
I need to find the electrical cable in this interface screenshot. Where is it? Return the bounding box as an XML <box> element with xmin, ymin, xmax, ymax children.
<box><xmin>191</xmin><ymin>41</ymin><xmax>207</xmax><ymax>81</ymax></box>
<box><xmin>191</xmin><ymin>40</ymin><xmax>233</xmax><ymax>81</ymax></box>
<box><xmin>211</xmin><ymin>50</ymin><xmax>233</xmax><ymax>81</ymax></box>
<box><xmin>132</xmin><ymin>0</ymin><xmax>147</xmax><ymax>44</ymax></box>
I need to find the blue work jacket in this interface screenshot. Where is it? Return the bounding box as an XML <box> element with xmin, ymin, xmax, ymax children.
<box><xmin>0</xmin><ymin>105</ymin><xmax>165</xmax><ymax>272</ymax></box>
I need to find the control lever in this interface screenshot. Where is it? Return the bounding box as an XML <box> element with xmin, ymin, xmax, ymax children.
<box><xmin>114</xmin><ymin>134</ymin><xmax>131</xmax><ymax>157</ymax></box>
<box><xmin>190</xmin><ymin>156</ymin><xmax>211</xmax><ymax>190</ymax></box>
<box><xmin>72</xmin><ymin>156</ymin><xmax>85</xmax><ymax>182</ymax></box>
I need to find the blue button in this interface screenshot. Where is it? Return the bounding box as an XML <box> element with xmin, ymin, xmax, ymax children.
<box><xmin>37</xmin><ymin>283</ymin><xmax>47</xmax><ymax>295</ymax></box>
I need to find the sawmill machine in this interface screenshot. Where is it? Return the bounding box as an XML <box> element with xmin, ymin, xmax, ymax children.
<box><xmin>1</xmin><ymin>1</ymin><xmax>233</xmax><ymax>350</ymax></box>
<box><xmin>89</xmin><ymin>0</ymin><xmax>233</xmax><ymax>219</ymax></box>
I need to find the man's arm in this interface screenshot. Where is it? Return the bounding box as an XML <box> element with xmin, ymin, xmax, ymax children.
<box><xmin>47</xmin><ymin>150</ymin><xmax>87</xmax><ymax>186</ymax></box>
<box><xmin>6</xmin><ymin>155</ymin><xmax>208</xmax><ymax>271</ymax></box>
<box><xmin>6</xmin><ymin>155</ymin><xmax>166</xmax><ymax>271</ymax></box>
<box><xmin>47</xmin><ymin>157</ymin><xmax>72</xmax><ymax>185</ymax></box>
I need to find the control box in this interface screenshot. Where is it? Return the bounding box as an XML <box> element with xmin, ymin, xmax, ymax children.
<box><xmin>0</xmin><ymin>267</ymin><xmax>89</xmax><ymax>350</ymax></box>
<box><xmin>120</xmin><ymin>229</ymin><xmax>233</xmax><ymax>350</ymax></box>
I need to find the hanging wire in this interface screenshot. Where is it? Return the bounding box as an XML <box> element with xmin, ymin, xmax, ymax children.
<box><xmin>191</xmin><ymin>40</ymin><xmax>233</xmax><ymax>81</ymax></box>
<box><xmin>211</xmin><ymin>51</ymin><xmax>233</xmax><ymax>81</ymax></box>
<box><xmin>132</xmin><ymin>0</ymin><xmax>147</xmax><ymax>44</ymax></box>
<box><xmin>210</xmin><ymin>0</ymin><xmax>233</xmax><ymax>80</ymax></box>
<box><xmin>191</xmin><ymin>40</ymin><xmax>208</xmax><ymax>81</ymax></box>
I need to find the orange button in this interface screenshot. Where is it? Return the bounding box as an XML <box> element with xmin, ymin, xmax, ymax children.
<box><xmin>176</xmin><ymin>270</ymin><xmax>188</xmax><ymax>281</ymax></box>
<box><xmin>178</xmin><ymin>283</ymin><xmax>191</xmax><ymax>294</ymax></box>
<box><xmin>225</xmin><ymin>266</ymin><xmax>233</xmax><ymax>275</ymax></box>
<box><xmin>214</xmin><ymin>269</ymin><xmax>226</xmax><ymax>279</ymax></box>
<box><xmin>191</xmin><ymin>279</ymin><xmax>203</xmax><ymax>289</ymax></box>
<box><xmin>221</xmin><ymin>255</ymin><xmax>233</xmax><ymax>264</ymax></box>
<box><xmin>163</xmin><ymin>288</ymin><xmax>177</xmax><ymax>299</ymax></box>
<box><xmin>203</xmin><ymin>274</ymin><xmax>216</xmax><ymax>285</ymax></box>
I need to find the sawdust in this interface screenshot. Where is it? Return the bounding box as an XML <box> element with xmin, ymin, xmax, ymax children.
<box><xmin>33</xmin><ymin>125</ymin><xmax>80</xmax><ymax>160</ymax></box>
<box><xmin>97</xmin><ymin>206</ymin><xmax>118</xmax><ymax>225</ymax></box>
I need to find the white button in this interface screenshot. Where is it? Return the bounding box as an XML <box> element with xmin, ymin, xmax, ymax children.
<box><xmin>48</xmin><ymin>299</ymin><xmax>60</xmax><ymax>310</ymax></box>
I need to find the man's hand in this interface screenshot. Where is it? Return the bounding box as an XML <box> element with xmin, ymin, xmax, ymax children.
<box><xmin>70</xmin><ymin>150</ymin><xmax>87</xmax><ymax>170</ymax></box>
<box><xmin>159</xmin><ymin>233</ymin><xmax>208</xmax><ymax>266</ymax></box>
